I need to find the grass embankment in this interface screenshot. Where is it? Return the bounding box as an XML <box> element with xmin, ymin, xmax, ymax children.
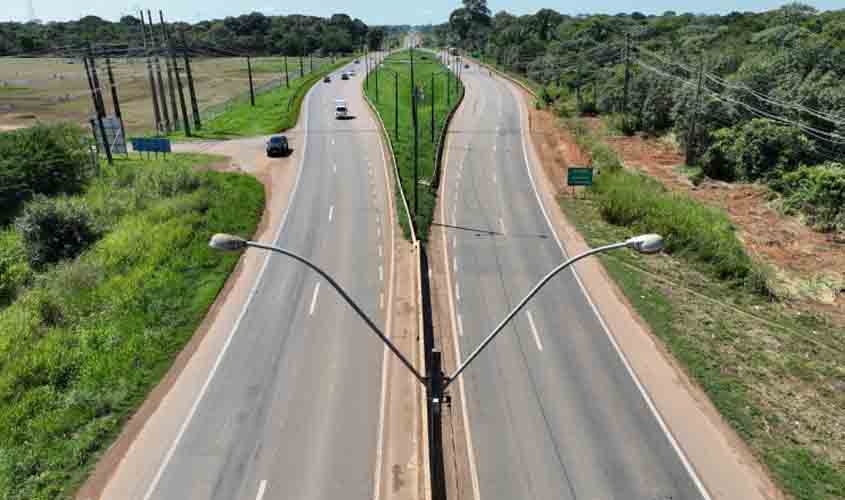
<box><xmin>0</xmin><ymin>154</ymin><xmax>264</xmax><ymax>499</ymax></box>
<box><xmin>168</xmin><ymin>57</ymin><xmax>351</xmax><ymax>140</ymax></box>
<box><xmin>560</xmin><ymin>118</ymin><xmax>845</xmax><ymax>500</ymax></box>
<box><xmin>364</xmin><ymin>50</ymin><xmax>464</xmax><ymax>240</ymax></box>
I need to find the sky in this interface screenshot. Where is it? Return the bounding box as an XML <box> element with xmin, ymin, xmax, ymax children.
<box><xmin>2</xmin><ymin>0</ymin><xmax>842</xmax><ymax>25</ymax></box>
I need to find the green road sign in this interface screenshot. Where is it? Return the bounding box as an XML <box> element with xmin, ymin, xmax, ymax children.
<box><xmin>567</xmin><ymin>167</ymin><xmax>593</xmax><ymax>186</ymax></box>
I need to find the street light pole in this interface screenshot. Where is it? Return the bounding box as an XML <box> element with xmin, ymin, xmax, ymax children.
<box><xmin>209</xmin><ymin>234</ymin><xmax>426</xmax><ymax>384</ymax></box>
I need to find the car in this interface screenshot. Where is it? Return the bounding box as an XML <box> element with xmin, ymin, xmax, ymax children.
<box><xmin>464</xmin><ymin>63</ymin><xmax>470</xmax><ymax>69</ymax></box>
<box><xmin>265</xmin><ymin>135</ymin><xmax>290</xmax><ymax>157</ymax></box>
<box><xmin>348</xmin><ymin>69</ymin><xmax>357</xmax><ymax>76</ymax></box>
<box><xmin>323</xmin><ymin>75</ymin><xmax>331</xmax><ymax>83</ymax></box>
<box><xmin>341</xmin><ymin>72</ymin><xmax>350</xmax><ymax>80</ymax></box>
<box><xmin>354</xmin><ymin>59</ymin><xmax>360</xmax><ymax>64</ymax></box>
<box><xmin>335</xmin><ymin>99</ymin><xmax>349</xmax><ymax>119</ymax></box>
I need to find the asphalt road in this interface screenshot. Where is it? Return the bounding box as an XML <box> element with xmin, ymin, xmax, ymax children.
<box><xmin>142</xmin><ymin>62</ymin><xmax>393</xmax><ymax>500</ymax></box>
<box><xmin>439</xmin><ymin>63</ymin><xmax>710</xmax><ymax>500</ymax></box>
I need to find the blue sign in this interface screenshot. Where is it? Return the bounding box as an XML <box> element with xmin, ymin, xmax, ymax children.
<box><xmin>131</xmin><ymin>137</ymin><xmax>172</xmax><ymax>153</ymax></box>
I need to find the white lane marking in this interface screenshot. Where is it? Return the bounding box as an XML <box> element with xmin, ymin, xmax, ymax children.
<box><xmin>439</xmin><ymin>129</ymin><xmax>481</xmax><ymax>500</ymax></box>
<box><xmin>452</xmin><ymin>235</ymin><xmax>457</xmax><ymax>249</ymax></box>
<box><xmin>376</xmin><ymin>214</ymin><xmax>381</xmax><ymax>225</ymax></box>
<box><xmin>333</xmin><ymin>163</ymin><xmax>337</xmax><ymax>173</ymax></box>
<box><xmin>493</xmin><ymin>173</ymin><xmax>497</xmax><ymax>184</ymax></box>
<box><xmin>428</xmin><ymin>268</ymin><xmax>432</xmax><ymax>280</ymax></box>
<box><xmin>377</xmin><ymin>226</ymin><xmax>382</xmax><ymax>238</ymax></box>
<box><xmin>457</xmin><ymin>171</ymin><xmax>462</xmax><ymax>180</ymax></box>
<box><xmin>369</xmin><ymin>168</ymin><xmax>374</xmax><ymax>177</ymax></box>
<box><xmin>455</xmin><ymin>281</ymin><xmax>461</xmax><ymax>302</ymax></box>
<box><xmin>499</xmin><ymin>217</ymin><xmax>506</xmax><ymax>234</ymax></box>
<box><xmin>493</xmin><ymin>144</ymin><xmax>497</xmax><ymax>152</ymax></box>
<box><xmin>378</xmin><ymin>244</ymin><xmax>383</xmax><ymax>258</ymax></box>
<box><xmin>453</xmin><ymin>256</ymin><xmax>458</xmax><ymax>273</ymax></box>
<box><xmin>526</xmin><ymin>310</ymin><xmax>543</xmax><ymax>352</ymax></box>
<box><xmin>510</xmin><ymin>78</ymin><xmax>713</xmax><ymax>500</ymax></box>
<box><xmin>142</xmin><ymin>78</ymin><xmax>316</xmax><ymax>500</ymax></box>
<box><xmin>256</xmin><ymin>480</ymin><xmax>267</xmax><ymax>500</ymax></box>
<box><xmin>451</xmin><ymin>213</ymin><xmax>456</xmax><ymax>227</ymax></box>
<box><xmin>309</xmin><ymin>282</ymin><xmax>321</xmax><ymax>316</ymax></box>
<box><xmin>378</xmin><ymin>265</ymin><xmax>384</xmax><ymax>282</ymax></box>
<box><xmin>379</xmin><ymin>292</ymin><xmax>385</xmax><ymax>310</ymax></box>
<box><xmin>331</xmin><ymin>138</ymin><xmax>335</xmax><ymax>145</ymax></box>
<box><xmin>457</xmin><ymin>313</ymin><xmax>464</xmax><ymax>337</ymax></box>
<box><xmin>328</xmin><ymin>205</ymin><xmax>334</xmax><ymax>222</ymax></box>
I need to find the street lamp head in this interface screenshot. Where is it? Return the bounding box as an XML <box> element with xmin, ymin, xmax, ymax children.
<box><xmin>209</xmin><ymin>233</ymin><xmax>248</xmax><ymax>251</ymax></box>
<box><xmin>625</xmin><ymin>234</ymin><xmax>664</xmax><ymax>254</ymax></box>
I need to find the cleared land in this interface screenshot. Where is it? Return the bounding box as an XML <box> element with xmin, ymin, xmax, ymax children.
<box><xmin>0</xmin><ymin>56</ymin><xmax>331</xmax><ymax>136</ymax></box>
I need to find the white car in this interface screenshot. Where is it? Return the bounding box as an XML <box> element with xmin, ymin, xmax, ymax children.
<box><xmin>335</xmin><ymin>99</ymin><xmax>349</xmax><ymax>119</ymax></box>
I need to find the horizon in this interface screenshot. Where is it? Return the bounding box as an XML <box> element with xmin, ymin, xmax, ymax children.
<box><xmin>2</xmin><ymin>0</ymin><xmax>842</xmax><ymax>26</ymax></box>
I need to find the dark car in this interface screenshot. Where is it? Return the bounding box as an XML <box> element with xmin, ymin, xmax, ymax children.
<box><xmin>354</xmin><ymin>59</ymin><xmax>360</xmax><ymax>64</ymax></box>
<box><xmin>323</xmin><ymin>75</ymin><xmax>331</xmax><ymax>83</ymax></box>
<box><xmin>266</xmin><ymin>135</ymin><xmax>290</xmax><ymax>157</ymax></box>
<box><xmin>341</xmin><ymin>72</ymin><xmax>350</xmax><ymax>80</ymax></box>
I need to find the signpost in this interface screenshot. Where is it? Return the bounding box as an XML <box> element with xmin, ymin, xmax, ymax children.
<box><xmin>566</xmin><ymin>166</ymin><xmax>593</xmax><ymax>196</ymax></box>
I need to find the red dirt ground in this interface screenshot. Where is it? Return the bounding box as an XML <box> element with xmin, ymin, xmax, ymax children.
<box><xmin>528</xmin><ymin>108</ymin><xmax>845</xmax><ymax>324</ymax></box>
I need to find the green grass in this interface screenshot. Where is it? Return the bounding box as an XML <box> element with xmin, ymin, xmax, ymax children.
<box><xmin>364</xmin><ymin>50</ymin><xmax>464</xmax><ymax>240</ymax></box>
<box><xmin>165</xmin><ymin>58</ymin><xmax>351</xmax><ymax>140</ymax></box>
<box><xmin>0</xmin><ymin>154</ymin><xmax>264</xmax><ymax>499</ymax></box>
<box><xmin>559</xmin><ymin>194</ymin><xmax>845</xmax><ymax>500</ymax></box>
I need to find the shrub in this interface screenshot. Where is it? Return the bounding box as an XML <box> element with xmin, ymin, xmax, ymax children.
<box><xmin>773</xmin><ymin>162</ymin><xmax>845</xmax><ymax>233</ymax></box>
<box><xmin>0</xmin><ymin>230</ymin><xmax>31</xmax><ymax>305</ymax></box>
<box><xmin>0</xmin><ymin>124</ymin><xmax>92</xmax><ymax>222</ymax></box>
<box><xmin>14</xmin><ymin>197</ymin><xmax>102</xmax><ymax>270</ymax></box>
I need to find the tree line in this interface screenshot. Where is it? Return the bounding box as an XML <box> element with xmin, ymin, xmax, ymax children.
<box><xmin>433</xmin><ymin>0</ymin><xmax>845</xmax><ymax>234</ymax></box>
<box><xmin>0</xmin><ymin>12</ymin><xmax>388</xmax><ymax>56</ymax></box>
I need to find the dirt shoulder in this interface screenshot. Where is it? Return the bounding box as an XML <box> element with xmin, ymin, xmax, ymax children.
<box><xmin>602</xmin><ymin>123</ymin><xmax>844</xmax><ymax>325</ymax></box>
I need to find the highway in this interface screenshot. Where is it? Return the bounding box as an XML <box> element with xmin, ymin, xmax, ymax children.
<box><xmin>438</xmin><ymin>62</ymin><xmax>710</xmax><ymax>499</ymax></box>
<box><xmin>129</xmin><ymin>61</ymin><xmax>394</xmax><ymax>500</ymax></box>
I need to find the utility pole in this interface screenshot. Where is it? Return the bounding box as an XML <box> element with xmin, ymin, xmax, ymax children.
<box><xmin>180</xmin><ymin>30</ymin><xmax>201</xmax><ymax>129</ymax></box>
<box><xmin>431</xmin><ymin>72</ymin><xmax>435</xmax><ymax>143</ymax></box>
<box><xmin>686</xmin><ymin>56</ymin><xmax>705</xmax><ymax>166</ymax></box>
<box><xmin>310</xmin><ymin>52</ymin><xmax>314</xmax><ymax>73</ymax></box>
<box><xmin>365</xmin><ymin>46</ymin><xmax>370</xmax><ymax>89</ymax></box>
<box><xmin>375</xmin><ymin>58</ymin><xmax>379</xmax><ymax>103</ymax></box>
<box><xmin>158</xmin><ymin>12</ymin><xmax>179</xmax><ymax>127</ymax></box>
<box><xmin>86</xmin><ymin>48</ymin><xmax>112</xmax><ymax>165</ymax></box>
<box><xmin>299</xmin><ymin>52</ymin><xmax>304</xmax><ymax>78</ymax></box>
<box><xmin>623</xmin><ymin>32</ymin><xmax>631</xmax><ymax>120</ymax></box>
<box><xmin>161</xmin><ymin>11</ymin><xmax>191</xmax><ymax>137</ymax></box>
<box><xmin>82</xmin><ymin>55</ymin><xmax>99</xmax><ymax>116</ymax></box>
<box><xmin>141</xmin><ymin>10</ymin><xmax>162</xmax><ymax>133</ymax></box>
<box><xmin>246</xmin><ymin>56</ymin><xmax>256</xmax><ymax>107</ymax></box>
<box><xmin>148</xmin><ymin>10</ymin><xmax>170</xmax><ymax>133</ymax></box>
<box><xmin>105</xmin><ymin>55</ymin><xmax>127</xmax><ymax>154</ymax></box>
<box><xmin>284</xmin><ymin>55</ymin><xmax>290</xmax><ymax>88</ymax></box>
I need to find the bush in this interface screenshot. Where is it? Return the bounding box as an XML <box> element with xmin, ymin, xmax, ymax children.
<box><xmin>0</xmin><ymin>230</ymin><xmax>31</xmax><ymax>305</ymax></box>
<box><xmin>773</xmin><ymin>162</ymin><xmax>845</xmax><ymax>233</ymax></box>
<box><xmin>700</xmin><ymin>119</ymin><xmax>817</xmax><ymax>181</ymax></box>
<box><xmin>0</xmin><ymin>124</ymin><xmax>92</xmax><ymax>222</ymax></box>
<box><xmin>14</xmin><ymin>197</ymin><xmax>102</xmax><ymax>270</ymax></box>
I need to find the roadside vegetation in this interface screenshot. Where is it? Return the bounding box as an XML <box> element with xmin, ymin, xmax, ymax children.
<box><xmin>168</xmin><ymin>57</ymin><xmax>352</xmax><ymax>139</ymax></box>
<box><xmin>364</xmin><ymin>49</ymin><xmax>464</xmax><ymax>240</ymax></box>
<box><xmin>430</xmin><ymin>1</ymin><xmax>845</xmax><ymax>237</ymax></box>
<box><xmin>0</xmin><ymin>124</ymin><xmax>264</xmax><ymax>499</ymax></box>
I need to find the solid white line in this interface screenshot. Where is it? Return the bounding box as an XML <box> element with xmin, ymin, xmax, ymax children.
<box><xmin>376</xmin><ymin>214</ymin><xmax>381</xmax><ymax>225</ymax></box>
<box><xmin>309</xmin><ymin>282</ymin><xmax>321</xmax><ymax>316</ymax></box>
<box><xmin>499</xmin><ymin>217</ymin><xmax>506</xmax><ymax>235</ymax></box>
<box><xmin>378</xmin><ymin>265</ymin><xmax>383</xmax><ymax>282</ymax></box>
<box><xmin>526</xmin><ymin>310</ymin><xmax>543</xmax><ymax>352</ymax></box>
<box><xmin>328</xmin><ymin>205</ymin><xmax>334</xmax><ymax>222</ymax></box>
<box><xmin>439</xmin><ymin>120</ymin><xmax>482</xmax><ymax>500</ymax></box>
<box><xmin>143</xmin><ymin>78</ymin><xmax>317</xmax><ymax>500</ymax></box>
<box><xmin>510</xmin><ymin>78</ymin><xmax>713</xmax><ymax>500</ymax></box>
<box><xmin>493</xmin><ymin>144</ymin><xmax>497</xmax><ymax>152</ymax></box>
<box><xmin>457</xmin><ymin>313</ymin><xmax>464</xmax><ymax>337</ymax></box>
<box><xmin>255</xmin><ymin>480</ymin><xmax>267</xmax><ymax>500</ymax></box>
<box><xmin>331</xmin><ymin>138</ymin><xmax>335</xmax><ymax>145</ymax></box>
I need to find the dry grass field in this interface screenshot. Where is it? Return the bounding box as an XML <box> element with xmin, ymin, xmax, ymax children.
<box><xmin>0</xmin><ymin>56</ymin><xmax>329</xmax><ymax>136</ymax></box>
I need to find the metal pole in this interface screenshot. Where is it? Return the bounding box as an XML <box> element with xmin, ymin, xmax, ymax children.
<box><xmin>394</xmin><ymin>72</ymin><xmax>399</xmax><ymax>141</ymax></box>
<box><xmin>180</xmin><ymin>30</ymin><xmax>201</xmax><ymax>129</ymax></box>
<box><xmin>284</xmin><ymin>55</ymin><xmax>290</xmax><ymax>88</ymax></box>
<box><xmin>431</xmin><ymin>72</ymin><xmax>435</xmax><ymax>143</ymax></box>
<box><xmin>245</xmin><ymin>241</ymin><xmax>426</xmax><ymax>384</ymax></box>
<box><xmin>87</xmin><ymin>45</ymin><xmax>105</xmax><ymax>117</ymax></box>
<box><xmin>686</xmin><ymin>56</ymin><xmax>705</xmax><ymax>165</ymax></box>
<box><xmin>444</xmin><ymin>241</ymin><xmax>629</xmax><ymax>388</ymax></box>
<box><xmin>162</xmin><ymin>12</ymin><xmax>191</xmax><ymax>137</ymax></box>
<box><xmin>140</xmin><ymin>11</ymin><xmax>162</xmax><ymax>133</ymax></box>
<box><xmin>623</xmin><ymin>32</ymin><xmax>631</xmax><ymax>119</ymax></box>
<box><xmin>299</xmin><ymin>53</ymin><xmax>304</xmax><ymax>78</ymax></box>
<box><xmin>159</xmin><ymin>11</ymin><xmax>179</xmax><ymax>126</ymax></box>
<box><xmin>148</xmin><ymin>10</ymin><xmax>170</xmax><ymax>133</ymax></box>
<box><xmin>410</xmin><ymin>47</ymin><xmax>419</xmax><ymax>223</ymax></box>
<box><xmin>105</xmin><ymin>55</ymin><xmax>127</xmax><ymax>155</ymax></box>
<box><xmin>247</xmin><ymin>56</ymin><xmax>255</xmax><ymax>107</ymax></box>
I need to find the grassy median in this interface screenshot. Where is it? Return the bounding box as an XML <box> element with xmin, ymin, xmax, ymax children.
<box><xmin>0</xmin><ymin>154</ymin><xmax>264</xmax><ymax>499</ymax></box>
<box><xmin>364</xmin><ymin>50</ymin><xmax>464</xmax><ymax>240</ymax></box>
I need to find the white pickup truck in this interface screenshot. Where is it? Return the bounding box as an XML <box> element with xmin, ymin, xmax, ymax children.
<box><xmin>334</xmin><ymin>99</ymin><xmax>349</xmax><ymax>119</ymax></box>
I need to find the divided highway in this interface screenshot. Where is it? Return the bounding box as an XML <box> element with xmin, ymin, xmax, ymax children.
<box><xmin>438</xmin><ymin>63</ymin><xmax>710</xmax><ymax>499</ymax></box>
<box><xmin>100</xmin><ymin>62</ymin><xmax>394</xmax><ymax>500</ymax></box>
